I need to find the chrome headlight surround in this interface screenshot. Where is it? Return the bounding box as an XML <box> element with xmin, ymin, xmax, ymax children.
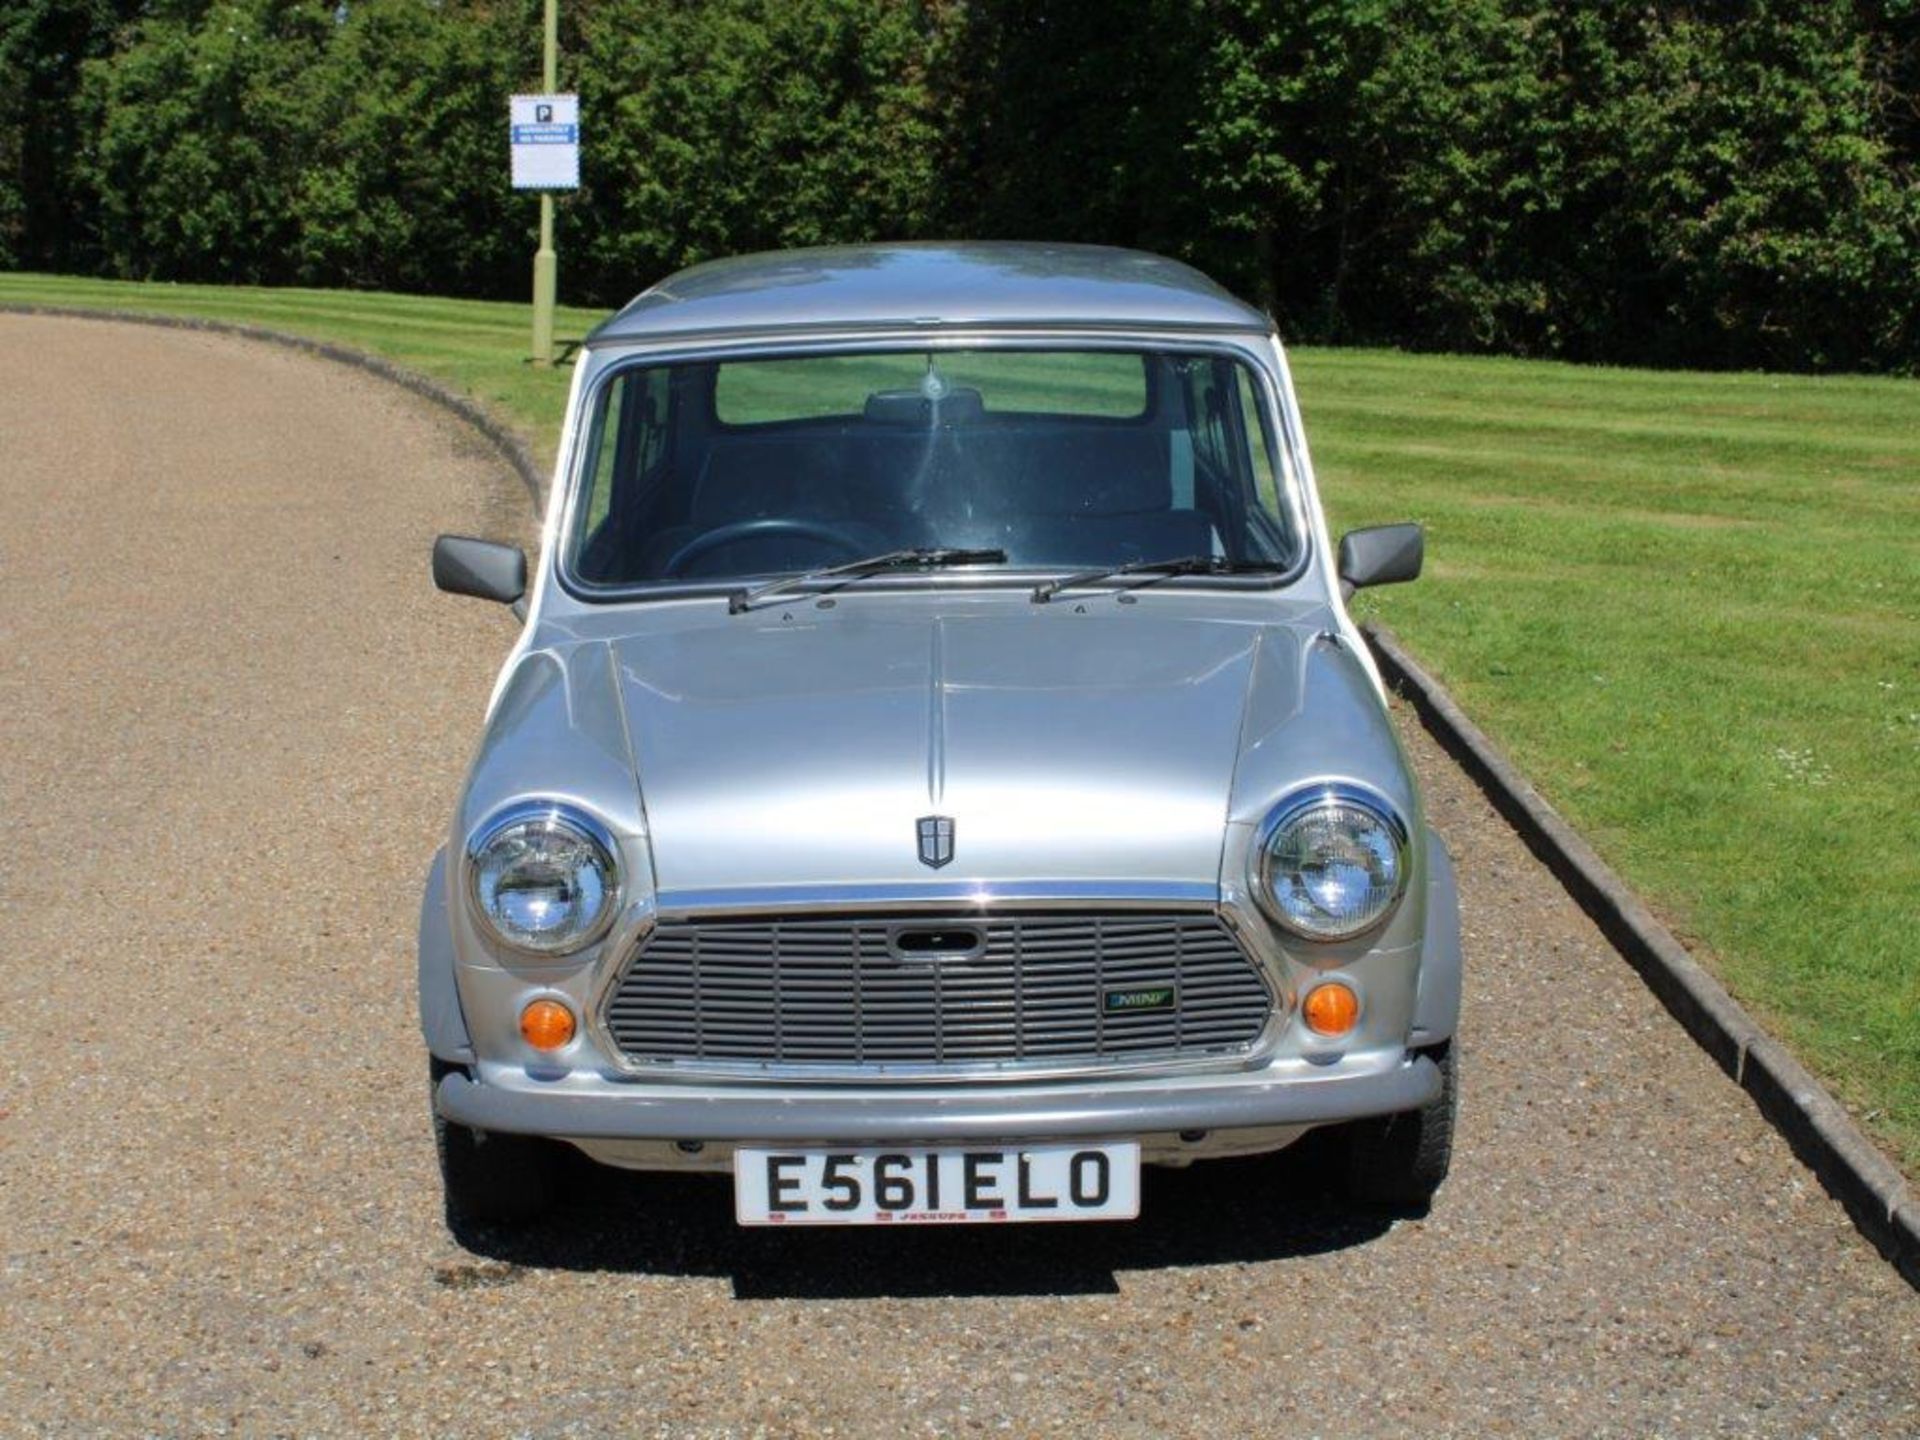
<box><xmin>1252</xmin><ymin>783</ymin><xmax>1411</xmax><ymax>942</ymax></box>
<box><xmin>465</xmin><ymin>801</ymin><xmax>621</xmax><ymax>956</ymax></box>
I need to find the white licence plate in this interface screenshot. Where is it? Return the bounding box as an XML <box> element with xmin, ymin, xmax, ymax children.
<box><xmin>734</xmin><ymin>1142</ymin><xmax>1141</xmax><ymax>1226</ymax></box>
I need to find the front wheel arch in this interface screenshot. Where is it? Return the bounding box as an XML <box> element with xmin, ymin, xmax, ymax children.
<box><xmin>1410</xmin><ymin>830</ymin><xmax>1462</xmax><ymax>1047</ymax></box>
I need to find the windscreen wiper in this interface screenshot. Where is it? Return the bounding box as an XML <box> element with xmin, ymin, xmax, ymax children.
<box><xmin>1030</xmin><ymin>554</ymin><xmax>1264</xmax><ymax>604</ymax></box>
<box><xmin>730</xmin><ymin>547</ymin><xmax>1007</xmax><ymax>615</ymax></box>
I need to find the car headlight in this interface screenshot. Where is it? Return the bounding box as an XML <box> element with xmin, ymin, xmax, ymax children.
<box><xmin>1254</xmin><ymin>785</ymin><xmax>1409</xmax><ymax>941</ymax></box>
<box><xmin>466</xmin><ymin>803</ymin><xmax>620</xmax><ymax>955</ymax></box>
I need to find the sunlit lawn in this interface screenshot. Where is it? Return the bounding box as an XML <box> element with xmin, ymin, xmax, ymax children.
<box><xmin>1310</xmin><ymin>351</ymin><xmax>1919</xmax><ymax>1174</ymax></box>
<box><xmin>5</xmin><ymin>272</ymin><xmax>1915</xmax><ymax>1173</ymax></box>
<box><xmin>0</xmin><ymin>272</ymin><xmax>591</xmax><ymax>465</ymax></box>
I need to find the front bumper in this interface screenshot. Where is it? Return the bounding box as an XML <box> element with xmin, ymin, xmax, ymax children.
<box><xmin>433</xmin><ymin>1051</ymin><xmax>1441</xmax><ymax>1145</ymax></box>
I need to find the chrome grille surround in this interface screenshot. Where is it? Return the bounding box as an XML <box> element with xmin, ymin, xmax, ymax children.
<box><xmin>594</xmin><ymin>906</ymin><xmax>1277</xmax><ymax>1082</ymax></box>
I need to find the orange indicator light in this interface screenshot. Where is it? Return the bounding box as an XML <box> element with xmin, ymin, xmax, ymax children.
<box><xmin>519</xmin><ymin>998</ymin><xmax>576</xmax><ymax>1052</ymax></box>
<box><xmin>1302</xmin><ymin>982</ymin><xmax>1360</xmax><ymax>1037</ymax></box>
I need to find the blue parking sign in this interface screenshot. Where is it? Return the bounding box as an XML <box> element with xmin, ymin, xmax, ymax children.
<box><xmin>510</xmin><ymin>94</ymin><xmax>579</xmax><ymax>190</ymax></box>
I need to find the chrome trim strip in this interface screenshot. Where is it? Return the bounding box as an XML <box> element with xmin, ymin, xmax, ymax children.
<box><xmin>592</xmin><ymin>1050</ymin><xmax>1269</xmax><ymax>1087</ymax></box>
<box><xmin>584</xmin><ymin>316</ymin><xmax>1276</xmax><ymax>349</ymax></box>
<box><xmin>651</xmin><ymin>879</ymin><xmax>1219</xmax><ymax>917</ymax></box>
<box><xmin>559</xmin><ymin>567</ymin><xmax>1300</xmax><ymax>609</ymax></box>
<box><xmin>436</xmin><ymin>1053</ymin><xmax>1445</xmax><ymax>1143</ymax></box>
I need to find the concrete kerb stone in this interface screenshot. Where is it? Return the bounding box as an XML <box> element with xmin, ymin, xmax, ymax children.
<box><xmin>1363</xmin><ymin>619</ymin><xmax>1919</xmax><ymax>1290</ymax></box>
<box><xmin>0</xmin><ymin>303</ymin><xmax>549</xmax><ymax>509</ymax></box>
<box><xmin>1898</xmin><ymin>1201</ymin><xmax>1920</xmax><ymax>1275</ymax></box>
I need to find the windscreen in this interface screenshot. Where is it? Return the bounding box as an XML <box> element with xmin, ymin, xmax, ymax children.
<box><xmin>568</xmin><ymin>347</ymin><xmax>1302</xmax><ymax>589</ymax></box>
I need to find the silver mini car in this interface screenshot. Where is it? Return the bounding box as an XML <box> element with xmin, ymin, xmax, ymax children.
<box><xmin>423</xmin><ymin>243</ymin><xmax>1461</xmax><ymax>1227</ymax></box>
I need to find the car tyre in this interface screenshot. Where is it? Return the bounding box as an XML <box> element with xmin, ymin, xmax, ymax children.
<box><xmin>430</xmin><ymin>1057</ymin><xmax>561</xmax><ymax>1226</ymax></box>
<box><xmin>1341</xmin><ymin>1042</ymin><xmax>1457</xmax><ymax>1209</ymax></box>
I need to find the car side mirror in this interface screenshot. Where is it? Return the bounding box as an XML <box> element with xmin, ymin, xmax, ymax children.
<box><xmin>1337</xmin><ymin>523</ymin><xmax>1424</xmax><ymax>597</ymax></box>
<box><xmin>433</xmin><ymin>534</ymin><xmax>526</xmax><ymax>610</ymax></box>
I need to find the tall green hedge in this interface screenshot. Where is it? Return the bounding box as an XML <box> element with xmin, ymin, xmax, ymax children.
<box><xmin>3</xmin><ymin>0</ymin><xmax>1916</xmax><ymax>371</ymax></box>
<box><xmin>573</xmin><ymin>0</ymin><xmax>943</xmax><ymax>303</ymax></box>
<box><xmin>57</xmin><ymin>0</ymin><xmax>534</xmax><ymax>294</ymax></box>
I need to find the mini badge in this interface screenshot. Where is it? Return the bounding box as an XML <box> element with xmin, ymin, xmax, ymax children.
<box><xmin>1103</xmin><ymin>986</ymin><xmax>1177</xmax><ymax>1015</ymax></box>
<box><xmin>916</xmin><ymin>815</ymin><xmax>955</xmax><ymax>869</ymax></box>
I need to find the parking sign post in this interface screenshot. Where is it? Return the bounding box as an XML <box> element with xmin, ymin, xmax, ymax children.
<box><xmin>534</xmin><ymin>0</ymin><xmax>556</xmax><ymax>368</ymax></box>
<box><xmin>509</xmin><ymin>0</ymin><xmax>574</xmax><ymax>367</ymax></box>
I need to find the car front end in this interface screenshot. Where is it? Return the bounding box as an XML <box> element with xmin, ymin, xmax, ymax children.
<box><xmin>420</xmin><ymin>243</ymin><xmax>1462</xmax><ymax>1227</ymax></box>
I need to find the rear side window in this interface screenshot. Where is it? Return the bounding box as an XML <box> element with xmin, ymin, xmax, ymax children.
<box><xmin>715</xmin><ymin>351</ymin><xmax>1148</xmax><ymax>425</ymax></box>
<box><xmin>1175</xmin><ymin>357</ymin><xmax>1290</xmax><ymax>535</ymax></box>
<box><xmin>1235</xmin><ymin>368</ymin><xmax>1284</xmax><ymax>519</ymax></box>
<box><xmin>579</xmin><ymin>367</ymin><xmax>671</xmax><ymax>543</ymax></box>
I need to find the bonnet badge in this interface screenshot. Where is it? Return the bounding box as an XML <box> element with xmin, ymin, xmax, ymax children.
<box><xmin>916</xmin><ymin>815</ymin><xmax>955</xmax><ymax>869</ymax></box>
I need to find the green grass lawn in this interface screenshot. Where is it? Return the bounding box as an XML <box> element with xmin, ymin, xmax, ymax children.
<box><xmin>5</xmin><ymin>272</ymin><xmax>1915</xmax><ymax>1173</ymax></box>
<box><xmin>1312</xmin><ymin>351</ymin><xmax>1920</xmax><ymax>1176</ymax></box>
<box><xmin>0</xmin><ymin>272</ymin><xmax>592</xmax><ymax>465</ymax></box>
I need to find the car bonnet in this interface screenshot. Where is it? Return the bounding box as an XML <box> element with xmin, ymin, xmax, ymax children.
<box><xmin>608</xmin><ymin>607</ymin><xmax>1310</xmax><ymax>898</ymax></box>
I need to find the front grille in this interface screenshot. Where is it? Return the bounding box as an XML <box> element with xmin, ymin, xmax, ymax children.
<box><xmin>600</xmin><ymin>911</ymin><xmax>1274</xmax><ymax>1076</ymax></box>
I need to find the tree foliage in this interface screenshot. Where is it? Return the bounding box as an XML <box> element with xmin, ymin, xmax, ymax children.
<box><xmin>573</xmin><ymin>0</ymin><xmax>944</xmax><ymax>302</ymax></box>
<box><xmin>0</xmin><ymin>0</ymin><xmax>142</xmax><ymax>268</ymax></box>
<box><xmin>65</xmin><ymin>0</ymin><xmax>532</xmax><ymax>292</ymax></box>
<box><xmin>3</xmin><ymin>0</ymin><xmax>1916</xmax><ymax>371</ymax></box>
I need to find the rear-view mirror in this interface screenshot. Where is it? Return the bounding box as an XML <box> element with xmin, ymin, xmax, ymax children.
<box><xmin>1338</xmin><ymin>523</ymin><xmax>1424</xmax><ymax>595</ymax></box>
<box><xmin>433</xmin><ymin>534</ymin><xmax>526</xmax><ymax>608</ymax></box>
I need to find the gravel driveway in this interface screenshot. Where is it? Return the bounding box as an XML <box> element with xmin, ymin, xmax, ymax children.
<box><xmin>2</xmin><ymin>314</ymin><xmax>1915</xmax><ymax>1437</ymax></box>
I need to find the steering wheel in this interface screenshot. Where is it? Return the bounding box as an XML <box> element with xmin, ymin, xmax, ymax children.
<box><xmin>661</xmin><ymin>518</ymin><xmax>869</xmax><ymax>577</ymax></box>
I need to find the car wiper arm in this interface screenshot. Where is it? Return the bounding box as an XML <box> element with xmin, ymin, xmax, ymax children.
<box><xmin>1031</xmin><ymin>554</ymin><xmax>1238</xmax><ymax>604</ymax></box>
<box><xmin>730</xmin><ymin>547</ymin><xmax>1007</xmax><ymax>615</ymax></box>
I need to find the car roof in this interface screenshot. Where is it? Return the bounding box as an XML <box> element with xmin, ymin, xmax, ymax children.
<box><xmin>587</xmin><ymin>242</ymin><xmax>1272</xmax><ymax>345</ymax></box>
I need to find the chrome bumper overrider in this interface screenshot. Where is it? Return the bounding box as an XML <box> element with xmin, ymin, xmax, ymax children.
<box><xmin>433</xmin><ymin>1050</ymin><xmax>1441</xmax><ymax>1144</ymax></box>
